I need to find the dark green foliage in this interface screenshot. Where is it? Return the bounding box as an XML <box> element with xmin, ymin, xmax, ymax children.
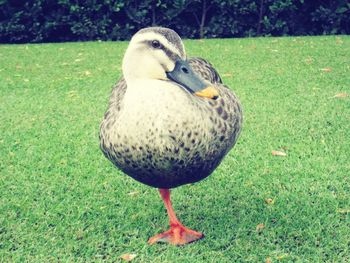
<box><xmin>0</xmin><ymin>0</ymin><xmax>129</xmax><ymax>42</ymax></box>
<box><xmin>310</xmin><ymin>0</ymin><xmax>350</xmax><ymax>35</ymax></box>
<box><xmin>0</xmin><ymin>0</ymin><xmax>349</xmax><ymax>43</ymax></box>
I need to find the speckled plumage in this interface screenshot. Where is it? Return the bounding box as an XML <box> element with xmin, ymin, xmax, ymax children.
<box><xmin>99</xmin><ymin>29</ymin><xmax>242</xmax><ymax>189</ymax></box>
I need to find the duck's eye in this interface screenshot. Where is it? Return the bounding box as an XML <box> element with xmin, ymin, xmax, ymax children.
<box><xmin>151</xmin><ymin>40</ymin><xmax>161</xmax><ymax>49</ymax></box>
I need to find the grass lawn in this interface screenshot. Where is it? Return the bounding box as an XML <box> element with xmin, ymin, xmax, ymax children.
<box><xmin>0</xmin><ymin>35</ymin><xmax>349</xmax><ymax>262</ymax></box>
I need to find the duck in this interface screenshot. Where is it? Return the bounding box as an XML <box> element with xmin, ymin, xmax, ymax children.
<box><xmin>99</xmin><ymin>27</ymin><xmax>243</xmax><ymax>245</ymax></box>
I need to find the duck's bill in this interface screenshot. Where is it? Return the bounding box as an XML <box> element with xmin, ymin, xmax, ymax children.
<box><xmin>194</xmin><ymin>86</ymin><xmax>219</xmax><ymax>99</ymax></box>
<box><xmin>166</xmin><ymin>59</ymin><xmax>219</xmax><ymax>100</ymax></box>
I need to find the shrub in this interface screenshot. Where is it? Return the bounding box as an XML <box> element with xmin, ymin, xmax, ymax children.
<box><xmin>0</xmin><ymin>0</ymin><xmax>348</xmax><ymax>43</ymax></box>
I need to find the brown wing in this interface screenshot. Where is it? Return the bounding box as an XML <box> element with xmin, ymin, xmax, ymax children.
<box><xmin>190</xmin><ymin>57</ymin><xmax>243</xmax><ymax>155</ymax></box>
<box><xmin>105</xmin><ymin>78</ymin><xmax>127</xmax><ymax>116</ymax></box>
<box><xmin>188</xmin><ymin>57</ymin><xmax>223</xmax><ymax>84</ymax></box>
<box><xmin>99</xmin><ymin>78</ymin><xmax>127</xmax><ymax>158</ymax></box>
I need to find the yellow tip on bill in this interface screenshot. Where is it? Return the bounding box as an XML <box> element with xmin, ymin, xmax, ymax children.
<box><xmin>194</xmin><ymin>86</ymin><xmax>219</xmax><ymax>99</ymax></box>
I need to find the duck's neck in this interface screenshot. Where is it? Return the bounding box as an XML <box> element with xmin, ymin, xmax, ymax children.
<box><xmin>124</xmin><ymin>79</ymin><xmax>172</xmax><ymax>105</ymax></box>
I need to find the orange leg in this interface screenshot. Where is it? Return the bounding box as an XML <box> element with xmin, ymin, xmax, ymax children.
<box><xmin>148</xmin><ymin>188</ymin><xmax>204</xmax><ymax>245</ymax></box>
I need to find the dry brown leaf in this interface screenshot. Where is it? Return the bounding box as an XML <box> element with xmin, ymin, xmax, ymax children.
<box><xmin>59</xmin><ymin>159</ymin><xmax>67</xmax><ymax>165</ymax></box>
<box><xmin>265</xmin><ymin>198</ymin><xmax>274</xmax><ymax>205</ymax></box>
<box><xmin>336</xmin><ymin>209</ymin><xmax>350</xmax><ymax>214</ymax></box>
<box><xmin>272</xmin><ymin>150</ymin><xmax>287</xmax><ymax>157</ymax></box>
<box><xmin>127</xmin><ymin>191</ymin><xmax>140</xmax><ymax>196</ymax></box>
<box><xmin>76</xmin><ymin>229</ymin><xmax>84</xmax><ymax>240</ymax></box>
<box><xmin>321</xmin><ymin>67</ymin><xmax>332</xmax><ymax>72</ymax></box>
<box><xmin>333</xmin><ymin>92</ymin><xmax>348</xmax><ymax>98</ymax></box>
<box><xmin>336</xmin><ymin>37</ymin><xmax>343</xmax><ymax>45</ymax></box>
<box><xmin>84</xmin><ymin>70</ymin><xmax>92</xmax><ymax>76</ymax></box>
<box><xmin>67</xmin><ymin>90</ymin><xmax>78</xmax><ymax>98</ymax></box>
<box><xmin>120</xmin><ymin>253</ymin><xmax>137</xmax><ymax>261</ymax></box>
<box><xmin>266</xmin><ymin>257</ymin><xmax>272</xmax><ymax>263</ymax></box>
<box><xmin>222</xmin><ymin>73</ymin><xmax>233</xmax><ymax>77</ymax></box>
<box><xmin>305</xmin><ymin>57</ymin><xmax>313</xmax><ymax>64</ymax></box>
<box><xmin>256</xmin><ymin>223</ymin><xmax>265</xmax><ymax>232</ymax></box>
<box><xmin>277</xmin><ymin>254</ymin><xmax>288</xmax><ymax>260</ymax></box>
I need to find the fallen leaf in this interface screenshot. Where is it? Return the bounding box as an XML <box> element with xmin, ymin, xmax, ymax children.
<box><xmin>263</xmin><ymin>168</ymin><xmax>271</xmax><ymax>175</ymax></box>
<box><xmin>59</xmin><ymin>159</ymin><xmax>67</xmax><ymax>165</ymax></box>
<box><xmin>321</xmin><ymin>67</ymin><xmax>332</xmax><ymax>72</ymax></box>
<box><xmin>84</xmin><ymin>70</ymin><xmax>92</xmax><ymax>76</ymax></box>
<box><xmin>249</xmin><ymin>44</ymin><xmax>257</xmax><ymax>50</ymax></box>
<box><xmin>277</xmin><ymin>254</ymin><xmax>288</xmax><ymax>260</ymax></box>
<box><xmin>222</xmin><ymin>73</ymin><xmax>233</xmax><ymax>77</ymax></box>
<box><xmin>256</xmin><ymin>223</ymin><xmax>265</xmax><ymax>232</ymax></box>
<box><xmin>272</xmin><ymin>150</ymin><xmax>287</xmax><ymax>157</ymax></box>
<box><xmin>336</xmin><ymin>37</ymin><xmax>343</xmax><ymax>45</ymax></box>
<box><xmin>266</xmin><ymin>257</ymin><xmax>272</xmax><ymax>263</ymax></box>
<box><xmin>265</xmin><ymin>198</ymin><xmax>274</xmax><ymax>205</ymax></box>
<box><xmin>305</xmin><ymin>57</ymin><xmax>313</xmax><ymax>64</ymax></box>
<box><xmin>131</xmin><ymin>214</ymin><xmax>139</xmax><ymax>220</ymax></box>
<box><xmin>67</xmin><ymin>90</ymin><xmax>78</xmax><ymax>98</ymax></box>
<box><xmin>76</xmin><ymin>229</ymin><xmax>84</xmax><ymax>240</ymax></box>
<box><xmin>120</xmin><ymin>253</ymin><xmax>137</xmax><ymax>261</ymax></box>
<box><xmin>333</xmin><ymin>92</ymin><xmax>348</xmax><ymax>98</ymax></box>
<box><xmin>127</xmin><ymin>191</ymin><xmax>140</xmax><ymax>196</ymax></box>
<box><xmin>336</xmin><ymin>209</ymin><xmax>350</xmax><ymax>214</ymax></box>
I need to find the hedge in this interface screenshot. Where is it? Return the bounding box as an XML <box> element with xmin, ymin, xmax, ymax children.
<box><xmin>0</xmin><ymin>0</ymin><xmax>349</xmax><ymax>43</ymax></box>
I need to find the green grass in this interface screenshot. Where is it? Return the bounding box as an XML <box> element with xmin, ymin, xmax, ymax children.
<box><xmin>0</xmin><ymin>35</ymin><xmax>349</xmax><ymax>262</ymax></box>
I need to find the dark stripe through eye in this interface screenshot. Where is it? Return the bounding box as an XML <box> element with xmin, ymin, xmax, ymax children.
<box><xmin>145</xmin><ymin>39</ymin><xmax>179</xmax><ymax>62</ymax></box>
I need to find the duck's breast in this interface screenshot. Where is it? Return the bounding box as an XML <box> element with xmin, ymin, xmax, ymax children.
<box><xmin>100</xmin><ymin>79</ymin><xmax>242</xmax><ymax>188</ymax></box>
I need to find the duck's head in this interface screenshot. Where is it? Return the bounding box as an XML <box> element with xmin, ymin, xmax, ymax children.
<box><xmin>122</xmin><ymin>27</ymin><xmax>218</xmax><ymax>99</ymax></box>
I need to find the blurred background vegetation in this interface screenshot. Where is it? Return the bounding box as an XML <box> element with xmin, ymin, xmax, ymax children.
<box><xmin>0</xmin><ymin>0</ymin><xmax>349</xmax><ymax>43</ymax></box>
